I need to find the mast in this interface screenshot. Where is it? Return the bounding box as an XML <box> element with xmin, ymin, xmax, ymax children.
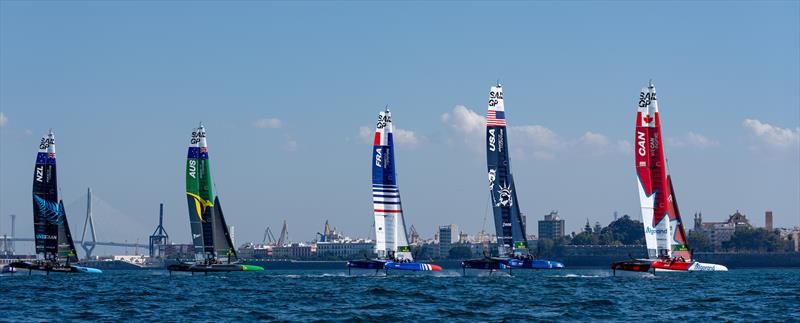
<box><xmin>371</xmin><ymin>108</ymin><xmax>412</xmax><ymax>261</ymax></box>
<box><xmin>485</xmin><ymin>84</ymin><xmax>528</xmax><ymax>258</ymax></box>
<box><xmin>634</xmin><ymin>82</ymin><xmax>671</xmax><ymax>259</ymax></box>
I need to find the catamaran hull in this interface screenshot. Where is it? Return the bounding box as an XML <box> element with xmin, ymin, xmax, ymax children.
<box><xmin>9</xmin><ymin>261</ymin><xmax>103</xmax><ymax>274</ymax></box>
<box><xmin>384</xmin><ymin>262</ymin><xmax>441</xmax><ymax>271</ymax></box>
<box><xmin>462</xmin><ymin>258</ymin><xmax>510</xmax><ymax>270</ymax></box>
<box><xmin>611</xmin><ymin>259</ymin><xmax>653</xmax><ymax>274</ymax></box>
<box><xmin>347</xmin><ymin>259</ymin><xmax>387</xmax><ymax>270</ymax></box>
<box><xmin>652</xmin><ymin>261</ymin><xmax>728</xmax><ymax>272</ymax></box>
<box><xmin>611</xmin><ymin>259</ymin><xmax>727</xmax><ymax>274</ymax></box>
<box><xmin>167</xmin><ymin>263</ymin><xmax>263</xmax><ymax>272</ymax></box>
<box><xmin>508</xmin><ymin>259</ymin><xmax>564</xmax><ymax>269</ymax></box>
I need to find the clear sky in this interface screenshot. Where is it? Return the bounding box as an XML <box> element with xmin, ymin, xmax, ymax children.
<box><xmin>1</xmin><ymin>1</ymin><xmax>798</xmax><ymax>255</ymax></box>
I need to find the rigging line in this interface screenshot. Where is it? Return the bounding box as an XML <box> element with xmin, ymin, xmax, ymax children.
<box><xmin>481</xmin><ymin>194</ymin><xmax>491</xmax><ymax>255</ymax></box>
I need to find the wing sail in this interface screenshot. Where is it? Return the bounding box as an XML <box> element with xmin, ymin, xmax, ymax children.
<box><xmin>486</xmin><ymin>84</ymin><xmax>528</xmax><ymax>258</ymax></box>
<box><xmin>371</xmin><ymin>109</ymin><xmax>412</xmax><ymax>261</ymax></box>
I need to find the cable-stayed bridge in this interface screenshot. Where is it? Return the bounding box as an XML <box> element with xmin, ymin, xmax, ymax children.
<box><xmin>2</xmin><ymin>187</ymin><xmax>163</xmax><ymax>258</ymax></box>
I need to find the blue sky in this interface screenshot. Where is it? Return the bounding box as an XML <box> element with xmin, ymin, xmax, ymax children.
<box><xmin>1</xmin><ymin>1</ymin><xmax>798</xmax><ymax>254</ymax></box>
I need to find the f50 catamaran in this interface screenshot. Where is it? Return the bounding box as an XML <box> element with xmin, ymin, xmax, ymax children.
<box><xmin>9</xmin><ymin>131</ymin><xmax>102</xmax><ymax>274</ymax></box>
<box><xmin>167</xmin><ymin>124</ymin><xmax>263</xmax><ymax>273</ymax></box>
<box><xmin>347</xmin><ymin>109</ymin><xmax>442</xmax><ymax>274</ymax></box>
<box><xmin>462</xmin><ymin>84</ymin><xmax>564</xmax><ymax>274</ymax></box>
<box><xmin>612</xmin><ymin>82</ymin><xmax>727</xmax><ymax>274</ymax></box>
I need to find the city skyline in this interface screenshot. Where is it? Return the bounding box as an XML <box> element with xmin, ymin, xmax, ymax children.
<box><xmin>1</xmin><ymin>2</ymin><xmax>798</xmax><ymax>251</ymax></box>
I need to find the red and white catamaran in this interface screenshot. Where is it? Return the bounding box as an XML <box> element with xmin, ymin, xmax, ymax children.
<box><xmin>612</xmin><ymin>82</ymin><xmax>727</xmax><ymax>274</ymax></box>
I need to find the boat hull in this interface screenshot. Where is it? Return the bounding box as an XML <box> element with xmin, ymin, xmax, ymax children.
<box><xmin>346</xmin><ymin>259</ymin><xmax>386</xmax><ymax>270</ymax></box>
<box><xmin>384</xmin><ymin>262</ymin><xmax>441</xmax><ymax>271</ymax></box>
<box><xmin>508</xmin><ymin>259</ymin><xmax>564</xmax><ymax>269</ymax></box>
<box><xmin>652</xmin><ymin>260</ymin><xmax>728</xmax><ymax>272</ymax></box>
<box><xmin>9</xmin><ymin>261</ymin><xmax>103</xmax><ymax>274</ymax></box>
<box><xmin>611</xmin><ymin>259</ymin><xmax>728</xmax><ymax>274</ymax></box>
<box><xmin>611</xmin><ymin>259</ymin><xmax>653</xmax><ymax>273</ymax></box>
<box><xmin>167</xmin><ymin>263</ymin><xmax>264</xmax><ymax>272</ymax></box>
<box><xmin>461</xmin><ymin>258</ymin><xmax>510</xmax><ymax>270</ymax></box>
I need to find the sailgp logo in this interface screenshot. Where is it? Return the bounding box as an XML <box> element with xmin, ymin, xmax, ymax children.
<box><xmin>645</xmin><ymin>227</ymin><xmax>667</xmax><ymax>235</ymax></box>
<box><xmin>376</xmin><ymin>114</ymin><xmax>390</xmax><ymax>129</ymax></box>
<box><xmin>488</xmin><ymin>129</ymin><xmax>496</xmax><ymax>151</ymax></box>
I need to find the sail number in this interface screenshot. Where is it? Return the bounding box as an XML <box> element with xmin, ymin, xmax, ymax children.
<box><xmin>488</xmin><ymin>91</ymin><xmax>503</xmax><ymax>107</ymax></box>
<box><xmin>638</xmin><ymin>91</ymin><xmax>656</xmax><ymax>108</ymax></box>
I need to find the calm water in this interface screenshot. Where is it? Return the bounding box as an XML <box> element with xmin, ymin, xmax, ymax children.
<box><xmin>2</xmin><ymin>268</ymin><xmax>799</xmax><ymax>321</ymax></box>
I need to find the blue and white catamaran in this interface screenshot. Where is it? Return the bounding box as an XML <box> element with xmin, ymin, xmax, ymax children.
<box><xmin>347</xmin><ymin>108</ymin><xmax>442</xmax><ymax>274</ymax></box>
<box><xmin>9</xmin><ymin>131</ymin><xmax>102</xmax><ymax>274</ymax></box>
<box><xmin>462</xmin><ymin>84</ymin><xmax>564</xmax><ymax>274</ymax></box>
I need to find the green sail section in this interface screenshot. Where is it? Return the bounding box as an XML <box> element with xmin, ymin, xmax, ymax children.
<box><xmin>197</xmin><ymin>154</ymin><xmax>215</xmax><ymax>257</ymax></box>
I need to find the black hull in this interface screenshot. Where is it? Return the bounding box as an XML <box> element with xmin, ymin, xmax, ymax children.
<box><xmin>346</xmin><ymin>259</ymin><xmax>386</xmax><ymax>273</ymax></box>
<box><xmin>166</xmin><ymin>262</ymin><xmax>262</xmax><ymax>272</ymax></box>
<box><xmin>611</xmin><ymin>259</ymin><xmax>652</xmax><ymax>274</ymax></box>
<box><xmin>461</xmin><ymin>257</ymin><xmax>509</xmax><ymax>270</ymax></box>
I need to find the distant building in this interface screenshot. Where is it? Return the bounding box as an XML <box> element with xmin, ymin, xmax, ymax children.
<box><xmin>765</xmin><ymin>211</ymin><xmax>773</xmax><ymax>230</ymax></box>
<box><xmin>272</xmin><ymin>243</ymin><xmax>315</xmax><ymax>258</ymax></box>
<box><xmin>438</xmin><ymin>225</ymin><xmax>458</xmax><ymax>258</ymax></box>
<box><xmin>409</xmin><ymin>225</ymin><xmax>421</xmax><ymax>245</ymax></box>
<box><xmin>238</xmin><ymin>243</ymin><xmax>273</xmax><ymax>259</ymax></box>
<box><xmin>318</xmin><ymin>220</ymin><xmax>345</xmax><ymax>242</ymax></box>
<box><xmin>539</xmin><ymin>211</ymin><xmax>565</xmax><ymax>241</ymax></box>
<box><xmin>316</xmin><ymin>240</ymin><xmax>374</xmax><ymax>258</ymax></box>
<box><xmin>458</xmin><ymin>231</ymin><xmax>469</xmax><ymax>243</ymax></box>
<box><xmin>694</xmin><ymin>211</ymin><xmax>753</xmax><ymax>249</ymax></box>
<box><xmin>777</xmin><ymin>228</ymin><xmax>800</xmax><ymax>252</ymax></box>
<box><xmin>160</xmin><ymin>244</ymin><xmax>193</xmax><ymax>258</ymax></box>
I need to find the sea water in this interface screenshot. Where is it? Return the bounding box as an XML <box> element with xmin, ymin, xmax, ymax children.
<box><xmin>1</xmin><ymin>268</ymin><xmax>798</xmax><ymax>321</ymax></box>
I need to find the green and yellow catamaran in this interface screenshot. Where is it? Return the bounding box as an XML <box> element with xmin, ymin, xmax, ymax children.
<box><xmin>168</xmin><ymin>124</ymin><xmax>263</xmax><ymax>273</ymax></box>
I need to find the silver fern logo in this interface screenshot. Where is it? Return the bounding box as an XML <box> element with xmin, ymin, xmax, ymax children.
<box><xmin>34</xmin><ymin>195</ymin><xmax>64</xmax><ymax>224</ymax></box>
